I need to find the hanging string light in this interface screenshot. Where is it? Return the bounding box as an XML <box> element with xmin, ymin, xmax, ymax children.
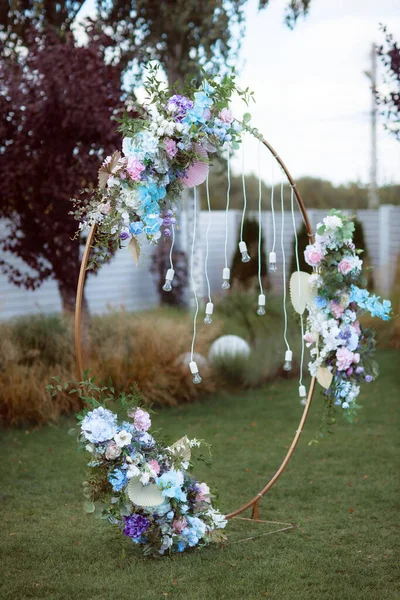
<box><xmin>189</xmin><ymin>186</ymin><xmax>202</xmax><ymax>384</ymax></box>
<box><xmin>203</xmin><ymin>174</ymin><xmax>214</xmax><ymax>325</ymax></box>
<box><xmin>162</xmin><ymin>224</ymin><xmax>175</xmax><ymax>292</ymax></box>
<box><xmin>290</xmin><ymin>184</ymin><xmax>307</xmax><ymax>403</ymax></box>
<box><xmin>221</xmin><ymin>149</ymin><xmax>231</xmax><ymax>289</ymax></box>
<box><xmin>256</xmin><ymin>141</ymin><xmax>266</xmax><ymax>316</ymax></box>
<box><xmin>268</xmin><ymin>156</ymin><xmax>277</xmax><ymax>273</ymax></box>
<box><xmin>239</xmin><ymin>138</ymin><xmax>251</xmax><ymax>263</ymax></box>
<box><xmin>280</xmin><ymin>173</ymin><xmax>292</xmax><ymax>371</ymax></box>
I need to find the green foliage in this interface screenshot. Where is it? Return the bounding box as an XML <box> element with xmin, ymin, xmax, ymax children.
<box><xmin>230</xmin><ymin>217</ymin><xmax>268</xmax><ymax>289</ymax></box>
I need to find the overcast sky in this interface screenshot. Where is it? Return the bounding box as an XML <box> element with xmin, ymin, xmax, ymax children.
<box><xmin>78</xmin><ymin>0</ymin><xmax>400</xmax><ymax>186</ymax></box>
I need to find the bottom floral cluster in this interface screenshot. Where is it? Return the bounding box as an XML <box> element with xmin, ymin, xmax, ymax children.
<box><xmin>79</xmin><ymin>405</ymin><xmax>227</xmax><ymax>556</ymax></box>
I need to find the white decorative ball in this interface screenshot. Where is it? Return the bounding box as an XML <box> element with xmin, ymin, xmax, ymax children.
<box><xmin>208</xmin><ymin>335</ymin><xmax>251</xmax><ymax>361</ymax></box>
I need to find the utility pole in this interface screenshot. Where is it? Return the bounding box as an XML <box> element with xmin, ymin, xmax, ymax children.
<box><xmin>367</xmin><ymin>43</ymin><xmax>379</xmax><ymax>209</ymax></box>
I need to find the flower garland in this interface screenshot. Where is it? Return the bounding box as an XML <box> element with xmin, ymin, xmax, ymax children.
<box><xmin>303</xmin><ymin>210</ymin><xmax>391</xmax><ymax>422</ymax></box>
<box><xmin>72</xmin><ymin>69</ymin><xmax>255</xmax><ymax>264</ymax></box>
<box><xmin>64</xmin><ymin>380</ymin><xmax>227</xmax><ymax>557</ymax></box>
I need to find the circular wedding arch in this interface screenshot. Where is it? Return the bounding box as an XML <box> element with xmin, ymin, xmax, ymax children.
<box><xmin>74</xmin><ymin>134</ymin><xmax>316</xmax><ymax>521</ymax></box>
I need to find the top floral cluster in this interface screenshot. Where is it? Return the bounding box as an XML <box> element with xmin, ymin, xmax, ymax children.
<box><xmin>73</xmin><ymin>71</ymin><xmax>252</xmax><ymax>258</ymax></box>
<box><xmin>303</xmin><ymin>210</ymin><xmax>391</xmax><ymax>421</ymax></box>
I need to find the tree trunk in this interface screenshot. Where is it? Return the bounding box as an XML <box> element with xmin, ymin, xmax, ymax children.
<box><xmin>58</xmin><ymin>280</ymin><xmax>89</xmax><ymax>316</ymax></box>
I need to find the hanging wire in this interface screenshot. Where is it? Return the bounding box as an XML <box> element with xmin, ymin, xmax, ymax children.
<box><xmin>204</xmin><ymin>174</ymin><xmax>212</xmax><ymax>303</ymax></box>
<box><xmin>240</xmin><ymin>138</ymin><xmax>247</xmax><ymax>242</ymax></box>
<box><xmin>290</xmin><ymin>186</ymin><xmax>305</xmax><ymax>386</ymax></box>
<box><xmin>257</xmin><ymin>141</ymin><xmax>263</xmax><ymax>296</ymax></box>
<box><xmin>270</xmin><ymin>157</ymin><xmax>276</xmax><ymax>252</ymax></box>
<box><xmin>169</xmin><ymin>223</ymin><xmax>175</xmax><ymax>270</ymax></box>
<box><xmin>224</xmin><ymin>150</ymin><xmax>231</xmax><ymax>269</ymax></box>
<box><xmin>190</xmin><ymin>186</ymin><xmax>199</xmax><ymax>361</ymax></box>
<box><xmin>280</xmin><ymin>173</ymin><xmax>290</xmax><ymax>351</ymax></box>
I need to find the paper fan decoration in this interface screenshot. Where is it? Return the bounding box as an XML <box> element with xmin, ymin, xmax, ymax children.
<box><xmin>290</xmin><ymin>271</ymin><xmax>315</xmax><ymax>314</ymax></box>
<box><xmin>127</xmin><ymin>477</ymin><xmax>165</xmax><ymax>507</ymax></box>
<box><xmin>180</xmin><ymin>145</ymin><xmax>209</xmax><ymax>188</ymax></box>
<box><xmin>169</xmin><ymin>436</ymin><xmax>191</xmax><ymax>463</ymax></box>
<box><xmin>317</xmin><ymin>367</ymin><xmax>333</xmax><ymax>390</ymax></box>
<box><xmin>98</xmin><ymin>150</ymin><xmax>123</xmax><ymax>189</ymax></box>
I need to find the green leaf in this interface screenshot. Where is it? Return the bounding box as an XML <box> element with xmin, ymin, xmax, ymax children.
<box><xmin>231</xmin><ymin>141</ymin><xmax>240</xmax><ymax>150</ymax></box>
<box><xmin>68</xmin><ymin>428</ymin><xmax>76</xmax><ymax>436</ymax></box>
<box><xmin>83</xmin><ymin>501</ymin><xmax>95</xmax><ymax>514</ymax></box>
<box><xmin>242</xmin><ymin>112</ymin><xmax>251</xmax><ymax>123</ymax></box>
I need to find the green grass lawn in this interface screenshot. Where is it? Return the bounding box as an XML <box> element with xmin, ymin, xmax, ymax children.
<box><xmin>1</xmin><ymin>349</ymin><xmax>399</xmax><ymax>600</ymax></box>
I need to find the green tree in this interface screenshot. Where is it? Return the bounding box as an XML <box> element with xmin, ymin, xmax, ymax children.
<box><xmin>2</xmin><ymin>1</ymin><xmax>312</xmax><ymax>86</ymax></box>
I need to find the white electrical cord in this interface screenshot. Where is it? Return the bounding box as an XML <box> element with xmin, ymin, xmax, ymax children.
<box><xmin>190</xmin><ymin>186</ymin><xmax>199</xmax><ymax>361</ymax></box>
<box><xmin>169</xmin><ymin>223</ymin><xmax>175</xmax><ymax>270</ymax></box>
<box><xmin>280</xmin><ymin>174</ymin><xmax>290</xmax><ymax>352</ymax></box>
<box><xmin>257</xmin><ymin>141</ymin><xmax>263</xmax><ymax>295</ymax></box>
<box><xmin>240</xmin><ymin>139</ymin><xmax>247</xmax><ymax>242</ymax></box>
<box><xmin>270</xmin><ymin>157</ymin><xmax>276</xmax><ymax>253</ymax></box>
<box><xmin>224</xmin><ymin>150</ymin><xmax>231</xmax><ymax>269</ymax></box>
<box><xmin>290</xmin><ymin>185</ymin><xmax>305</xmax><ymax>386</ymax></box>
<box><xmin>204</xmin><ymin>174</ymin><xmax>212</xmax><ymax>303</ymax></box>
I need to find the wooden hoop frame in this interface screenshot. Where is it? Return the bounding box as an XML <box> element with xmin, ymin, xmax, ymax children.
<box><xmin>74</xmin><ymin>135</ymin><xmax>316</xmax><ymax>521</ymax></box>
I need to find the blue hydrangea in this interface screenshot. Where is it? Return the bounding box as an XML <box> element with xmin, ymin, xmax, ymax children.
<box><xmin>81</xmin><ymin>407</ymin><xmax>118</xmax><ymax>443</ymax></box>
<box><xmin>157</xmin><ymin>470</ymin><xmax>187</xmax><ymax>502</ymax></box>
<box><xmin>314</xmin><ymin>296</ymin><xmax>328</xmax><ymax>309</ymax></box>
<box><xmin>180</xmin><ymin>516</ymin><xmax>207</xmax><ymax>547</ymax></box>
<box><xmin>349</xmin><ymin>285</ymin><xmax>391</xmax><ymax>321</ymax></box>
<box><xmin>143</xmin><ymin>213</ymin><xmax>163</xmax><ymax>236</ymax></box>
<box><xmin>129</xmin><ymin>221</ymin><xmax>144</xmax><ymax>236</ymax></box>
<box><xmin>108</xmin><ymin>468</ymin><xmax>127</xmax><ymax>492</ymax></box>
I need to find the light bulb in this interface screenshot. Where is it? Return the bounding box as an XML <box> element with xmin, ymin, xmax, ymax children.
<box><xmin>299</xmin><ymin>385</ymin><xmax>307</xmax><ymax>405</ymax></box>
<box><xmin>268</xmin><ymin>251</ymin><xmax>277</xmax><ymax>273</ymax></box>
<box><xmin>162</xmin><ymin>280</ymin><xmax>172</xmax><ymax>292</ymax></box>
<box><xmin>257</xmin><ymin>293</ymin><xmax>266</xmax><ymax>316</ymax></box>
<box><xmin>204</xmin><ymin>302</ymin><xmax>214</xmax><ymax>325</ymax></box>
<box><xmin>239</xmin><ymin>241</ymin><xmax>251</xmax><ymax>263</ymax></box>
<box><xmin>189</xmin><ymin>361</ymin><xmax>202</xmax><ymax>384</ymax></box>
<box><xmin>162</xmin><ymin>268</ymin><xmax>174</xmax><ymax>292</ymax></box>
<box><xmin>283</xmin><ymin>349</ymin><xmax>293</xmax><ymax>371</ymax></box>
<box><xmin>221</xmin><ymin>267</ymin><xmax>231</xmax><ymax>290</ymax></box>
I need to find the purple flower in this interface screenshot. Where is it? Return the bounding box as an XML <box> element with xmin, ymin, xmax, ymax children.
<box><xmin>365</xmin><ymin>375</ymin><xmax>373</xmax><ymax>383</ymax></box>
<box><xmin>166</xmin><ymin>95</ymin><xmax>193</xmax><ymax>121</ymax></box>
<box><xmin>355</xmin><ymin>366</ymin><xmax>364</xmax><ymax>375</ymax></box>
<box><xmin>119</xmin><ymin>231</ymin><xmax>130</xmax><ymax>240</ymax></box>
<box><xmin>123</xmin><ymin>514</ymin><xmax>151</xmax><ymax>539</ymax></box>
<box><xmin>164</xmin><ymin>228</ymin><xmax>171</xmax><ymax>237</ymax></box>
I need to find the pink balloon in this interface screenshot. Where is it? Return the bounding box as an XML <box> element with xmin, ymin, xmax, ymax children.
<box><xmin>180</xmin><ymin>145</ymin><xmax>209</xmax><ymax>188</ymax></box>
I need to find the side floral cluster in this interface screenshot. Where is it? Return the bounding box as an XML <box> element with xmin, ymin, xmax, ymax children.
<box><xmin>303</xmin><ymin>210</ymin><xmax>391</xmax><ymax>421</ymax></box>
<box><xmin>78</xmin><ymin>403</ymin><xmax>227</xmax><ymax>556</ymax></box>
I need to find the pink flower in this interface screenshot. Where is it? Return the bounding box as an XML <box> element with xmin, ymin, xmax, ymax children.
<box><xmin>196</xmin><ymin>482</ymin><xmax>211</xmax><ymax>503</ymax></box>
<box><xmin>147</xmin><ymin>459</ymin><xmax>160</xmax><ymax>476</ymax></box>
<box><xmin>128</xmin><ymin>408</ymin><xmax>151</xmax><ymax>432</ymax></box>
<box><xmin>105</xmin><ymin>441</ymin><xmax>122</xmax><ymax>460</ymax></box>
<box><xmin>126</xmin><ymin>157</ymin><xmax>145</xmax><ymax>181</ymax></box>
<box><xmin>352</xmin><ymin>321</ymin><xmax>361</xmax><ymax>335</ymax></box>
<box><xmin>330</xmin><ymin>300</ymin><xmax>345</xmax><ymax>319</ymax></box>
<box><xmin>165</xmin><ymin>138</ymin><xmax>178</xmax><ymax>159</ymax></box>
<box><xmin>336</xmin><ymin>347</ymin><xmax>354</xmax><ymax>371</ymax></box>
<box><xmin>304</xmin><ymin>332</ymin><xmax>314</xmax><ymax>344</ymax></box>
<box><xmin>219</xmin><ymin>108</ymin><xmax>233</xmax><ymax>123</ymax></box>
<box><xmin>172</xmin><ymin>517</ymin><xmax>187</xmax><ymax>533</ymax></box>
<box><xmin>338</xmin><ymin>258</ymin><xmax>353</xmax><ymax>275</ymax></box>
<box><xmin>304</xmin><ymin>244</ymin><xmax>324</xmax><ymax>267</ymax></box>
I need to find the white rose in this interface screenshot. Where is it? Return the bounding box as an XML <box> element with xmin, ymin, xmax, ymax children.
<box><xmin>114</xmin><ymin>430</ymin><xmax>132</xmax><ymax>448</ymax></box>
<box><xmin>127</xmin><ymin>464</ymin><xmax>140</xmax><ymax>479</ymax></box>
